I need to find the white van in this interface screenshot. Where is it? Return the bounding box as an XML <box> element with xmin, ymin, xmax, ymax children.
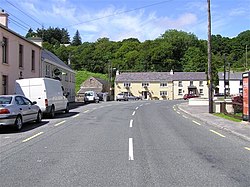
<box><xmin>84</xmin><ymin>91</ymin><xmax>99</xmax><ymax>103</ymax></box>
<box><xmin>15</xmin><ymin>78</ymin><xmax>69</xmax><ymax>118</ymax></box>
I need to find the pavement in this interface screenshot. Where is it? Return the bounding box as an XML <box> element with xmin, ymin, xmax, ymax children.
<box><xmin>177</xmin><ymin>102</ymin><xmax>250</xmax><ymax>142</ymax></box>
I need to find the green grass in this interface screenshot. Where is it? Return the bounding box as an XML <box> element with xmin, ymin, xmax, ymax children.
<box><xmin>213</xmin><ymin>113</ymin><xmax>242</xmax><ymax>122</ymax></box>
<box><xmin>75</xmin><ymin>70</ymin><xmax>108</xmax><ymax>93</ymax></box>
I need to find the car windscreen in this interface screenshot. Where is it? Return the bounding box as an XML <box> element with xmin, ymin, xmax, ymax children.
<box><xmin>0</xmin><ymin>97</ymin><xmax>12</xmax><ymax>104</ymax></box>
<box><xmin>85</xmin><ymin>92</ymin><xmax>94</xmax><ymax>96</ymax></box>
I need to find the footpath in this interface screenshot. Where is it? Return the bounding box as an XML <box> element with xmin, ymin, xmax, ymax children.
<box><xmin>177</xmin><ymin>102</ymin><xmax>250</xmax><ymax>142</ymax></box>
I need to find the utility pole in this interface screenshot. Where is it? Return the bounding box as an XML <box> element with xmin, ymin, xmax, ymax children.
<box><xmin>207</xmin><ymin>0</ymin><xmax>213</xmax><ymax>113</ymax></box>
<box><xmin>246</xmin><ymin>45</ymin><xmax>248</xmax><ymax>70</ymax></box>
<box><xmin>224</xmin><ymin>54</ymin><xmax>226</xmax><ymax>100</ymax></box>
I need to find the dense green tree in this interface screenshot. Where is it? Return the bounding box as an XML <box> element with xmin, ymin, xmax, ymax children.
<box><xmin>71</xmin><ymin>30</ymin><xmax>82</xmax><ymax>46</ymax></box>
<box><xmin>25</xmin><ymin>28</ymin><xmax>37</xmax><ymax>38</ymax></box>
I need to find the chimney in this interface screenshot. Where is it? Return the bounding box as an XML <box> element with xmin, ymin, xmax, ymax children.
<box><xmin>28</xmin><ymin>37</ymin><xmax>43</xmax><ymax>47</ymax></box>
<box><xmin>170</xmin><ymin>69</ymin><xmax>174</xmax><ymax>75</ymax></box>
<box><xmin>116</xmin><ymin>70</ymin><xmax>120</xmax><ymax>75</ymax></box>
<box><xmin>0</xmin><ymin>10</ymin><xmax>9</xmax><ymax>27</ymax></box>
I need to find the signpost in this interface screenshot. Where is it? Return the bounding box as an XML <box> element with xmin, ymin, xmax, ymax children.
<box><xmin>242</xmin><ymin>72</ymin><xmax>250</xmax><ymax>121</ymax></box>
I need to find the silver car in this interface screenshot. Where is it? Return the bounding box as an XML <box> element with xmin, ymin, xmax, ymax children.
<box><xmin>0</xmin><ymin>95</ymin><xmax>42</xmax><ymax>130</ymax></box>
<box><xmin>116</xmin><ymin>93</ymin><xmax>128</xmax><ymax>101</ymax></box>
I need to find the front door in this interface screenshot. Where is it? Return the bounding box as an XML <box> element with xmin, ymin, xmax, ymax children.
<box><xmin>142</xmin><ymin>91</ymin><xmax>148</xmax><ymax>99</ymax></box>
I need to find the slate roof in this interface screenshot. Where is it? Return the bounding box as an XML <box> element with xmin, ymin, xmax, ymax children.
<box><xmin>115</xmin><ymin>72</ymin><xmax>207</xmax><ymax>82</ymax></box>
<box><xmin>218</xmin><ymin>72</ymin><xmax>243</xmax><ymax>80</ymax></box>
<box><xmin>42</xmin><ymin>49</ymin><xmax>74</xmax><ymax>72</ymax></box>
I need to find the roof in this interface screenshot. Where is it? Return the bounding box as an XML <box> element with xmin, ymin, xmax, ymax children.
<box><xmin>0</xmin><ymin>24</ymin><xmax>41</xmax><ymax>48</ymax></box>
<box><xmin>77</xmin><ymin>87</ymin><xmax>102</xmax><ymax>94</ymax></box>
<box><xmin>42</xmin><ymin>49</ymin><xmax>74</xmax><ymax>73</ymax></box>
<box><xmin>115</xmin><ymin>72</ymin><xmax>207</xmax><ymax>82</ymax></box>
<box><xmin>218</xmin><ymin>72</ymin><xmax>243</xmax><ymax>80</ymax></box>
<box><xmin>94</xmin><ymin>77</ymin><xmax>109</xmax><ymax>85</ymax></box>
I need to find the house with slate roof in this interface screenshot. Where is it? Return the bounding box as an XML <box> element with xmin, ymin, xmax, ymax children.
<box><xmin>115</xmin><ymin>71</ymin><xmax>208</xmax><ymax>100</ymax></box>
<box><xmin>217</xmin><ymin>72</ymin><xmax>243</xmax><ymax>95</ymax></box>
<box><xmin>41</xmin><ymin>49</ymin><xmax>76</xmax><ymax>102</ymax></box>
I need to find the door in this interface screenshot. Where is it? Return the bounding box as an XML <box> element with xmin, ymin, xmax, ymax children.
<box><xmin>142</xmin><ymin>91</ymin><xmax>148</xmax><ymax>100</ymax></box>
<box><xmin>15</xmin><ymin>96</ymin><xmax>31</xmax><ymax>122</ymax></box>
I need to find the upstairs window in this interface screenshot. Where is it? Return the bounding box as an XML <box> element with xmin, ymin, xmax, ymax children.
<box><xmin>31</xmin><ymin>50</ymin><xmax>35</xmax><ymax>71</ymax></box>
<box><xmin>160</xmin><ymin>91</ymin><xmax>168</xmax><ymax>96</ymax></box>
<box><xmin>2</xmin><ymin>75</ymin><xmax>8</xmax><ymax>94</ymax></box>
<box><xmin>2</xmin><ymin>37</ymin><xmax>8</xmax><ymax>64</ymax></box>
<box><xmin>19</xmin><ymin>44</ymin><xmax>23</xmax><ymax>68</ymax></box>
<box><xmin>178</xmin><ymin>81</ymin><xmax>182</xmax><ymax>87</ymax></box>
<box><xmin>199</xmin><ymin>81</ymin><xmax>203</xmax><ymax>87</ymax></box>
<box><xmin>190</xmin><ymin>81</ymin><xmax>194</xmax><ymax>86</ymax></box>
<box><xmin>160</xmin><ymin>82</ymin><xmax>167</xmax><ymax>87</ymax></box>
<box><xmin>124</xmin><ymin>82</ymin><xmax>131</xmax><ymax>87</ymax></box>
<box><xmin>142</xmin><ymin>82</ymin><xmax>149</xmax><ymax>87</ymax></box>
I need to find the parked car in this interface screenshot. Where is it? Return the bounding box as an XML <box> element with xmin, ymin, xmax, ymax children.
<box><xmin>116</xmin><ymin>93</ymin><xmax>128</xmax><ymax>101</ymax></box>
<box><xmin>125</xmin><ymin>92</ymin><xmax>142</xmax><ymax>100</ymax></box>
<box><xmin>15</xmin><ymin>78</ymin><xmax>69</xmax><ymax>118</ymax></box>
<box><xmin>84</xmin><ymin>91</ymin><xmax>100</xmax><ymax>103</ymax></box>
<box><xmin>0</xmin><ymin>95</ymin><xmax>42</xmax><ymax>130</ymax></box>
<box><xmin>183</xmin><ymin>94</ymin><xmax>199</xmax><ymax>100</ymax></box>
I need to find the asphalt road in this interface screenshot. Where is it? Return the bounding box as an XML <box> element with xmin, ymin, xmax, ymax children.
<box><xmin>0</xmin><ymin>100</ymin><xmax>249</xmax><ymax>186</ymax></box>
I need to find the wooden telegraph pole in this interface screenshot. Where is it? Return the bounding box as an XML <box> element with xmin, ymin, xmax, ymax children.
<box><xmin>207</xmin><ymin>0</ymin><xmax>213</xmax><ymax>113</ymax></box>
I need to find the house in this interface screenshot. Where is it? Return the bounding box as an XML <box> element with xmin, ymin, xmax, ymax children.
<box><xmin>77</xmin><ymin>76</ymin><xmax>110</xmax><ymax>96</ymax></box>
<box><xmin>217</xmin><ymin>72</ymin><xmax>243</xmax><ymax>95</ymax></box>
<box><xmin>115</xmin><ymin>71</ymin><xmax>208</xmax><ymax>100</ymax></box>
<box><xmin>0</xmin><ymin>10</ymin><xmax>42</xmax><ymax>95</ymax></box>
<box><xmin>40</xmin><ymin>49</ymin><xmax>76</xmax><ymax>102</ymax></box>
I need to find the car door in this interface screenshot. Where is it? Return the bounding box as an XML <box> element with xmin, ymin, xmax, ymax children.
<box><xmin>22</xmin><ymin>97</ymin><xmax>37</xmax><ymax>121</ymax></box>
<box><xmin>15</xmin><ymin>96</ymin><xmax>30</xmax><ymax>122</ymax></box>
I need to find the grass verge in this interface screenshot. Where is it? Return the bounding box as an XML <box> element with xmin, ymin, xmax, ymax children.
<box><xmin>213</xmin><ymin>113</ymin><xmax>242</xmax><ymax>122</ymax></box>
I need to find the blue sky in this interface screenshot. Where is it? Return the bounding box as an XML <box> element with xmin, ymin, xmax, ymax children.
<box><xmin>1</xmin><ymin>0</ymin><xmax>249</xmax><ymax>42</ymax></box>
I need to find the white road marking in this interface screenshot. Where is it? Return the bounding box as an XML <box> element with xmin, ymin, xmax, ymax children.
<box><xmin>72</xmin><ymin>114</ymin><xmax>80</xmax><ymax>118</ymax></box>
<box><xmin>92</xmin><ymin>108</ymin><xmax>97</xmax><ymax>110</ymax></box>
<box><xmin>192</xmin><ymin>120</ymin><xmax>201</xmax><ymax>126</ymax></box>
<box><xmin>3</xmin><ymin>136</ymin><xmax>10</xmax><ymax>139</ymax></box>
<box><xmin>135</xmin><ymin>107</ymin><xmax>139</xmax><ymax>110</ymax></box>
<box><xmin>145</xmin><ymin>103</ymin><xmax>150</xmax><ymax>105</ymax></box>
<box><xmin>182</xmin><ymin>115</ymin><xmax>188</xmax><ymax>118</ymax></box>
<box><xmin>99</xmin><ymin>106</ymin><xmax>104</xmax><ymax>108</ymax></box>
<box><xmin>132</xmin><ymin>111</ymin><xmax>136</xmax><ymax>116</ymax></box>
<box><xmin>22</xmin><ymin>132</ymin><xmax>44</xmax><ymax>143</ymax></box>
<box><xmin>54</xmin><ymin>120</ymin><xmax>66</xmax><ymax>127</ymax></box>
<box><xmin>244</xmin><ymin>147</ymin><xmax>250</xmax><ymax>151</ymax></box>
<box><xmin>140</xmin><ymin>104</ymin><xmax>143</xmax><ymax>107</ymax></box>
<box><xmin>210</xmin><ymin>130</ymin><xmax>226</xmax><ymax>138</ymax></box>
<box><xmin>130</xmin><ymin>119</ymin><xmax>133</xmax><ymax>127</ymax></box>
<box><xmin>129</xmin><ymin>138</ymin><xmax>134</xmax><ymax>160</ymax></box>
<box><xmin>83</xmin><ymin>110</ymin><xmax>89</xmax><ymax>113</ymax></box>
<box><xmin>177</xmin><ymin>111</ymin><xmax>180</xmax><ymax>114</ymax></box>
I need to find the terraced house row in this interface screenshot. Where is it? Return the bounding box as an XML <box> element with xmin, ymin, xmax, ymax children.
<box><xmin>115</xmin><ymin>71</ymin><xmax>243</xmax><ymax>100</ymax></box>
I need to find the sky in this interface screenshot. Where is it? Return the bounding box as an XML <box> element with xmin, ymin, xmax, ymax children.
<box><xmin>0</xmin><ymin>0</ymin><xmax>249</xmax><ymax>42</ymax></box>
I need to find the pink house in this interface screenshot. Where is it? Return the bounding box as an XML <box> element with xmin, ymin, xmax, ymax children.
<box><xmin>0</xmin><ymin>10</ymin><xmax>41</xmax><ymax>95</ymax></box>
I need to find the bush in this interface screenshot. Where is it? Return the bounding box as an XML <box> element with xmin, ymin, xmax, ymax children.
<box><xmin>232</xmin><ymin>95</ymin><xmax>243</xmax><ymax>114</ymax></box>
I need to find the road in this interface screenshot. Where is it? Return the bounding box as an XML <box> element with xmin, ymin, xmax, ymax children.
<box><xmin>0</xmin><ymin>100</ymin><xmax>250</xmax><ymax>186</ymax></box>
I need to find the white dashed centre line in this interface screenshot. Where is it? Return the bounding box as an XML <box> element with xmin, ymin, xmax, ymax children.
<box><xmin>192</xmin><ymin>120</ymin><xmax>201</xmax><ymax>126</ymax></box>
<box><xmin>83</xmin><ymin>110</ymin><xmax>89</xmax><ymax>113</ymax></box>
<box><xmin>129</xmin><ymin>138</ymin><xmax>134</xmax><ymax>160</ymax></box>
<box><xmin>72</xmin><ymin>114</ymin><xmax>80</xmax><ymax>118</ymax></box>
<box><xmin>132</xmin><ymin>111</ymin><xmax>136</xmax><ymax>116</ymax></box>
<box><xmin>135</xmin><ymin>107</ymin><xmax>139</xmax><ymax>110</ymax></box>
<box><xmin>210</xmin><ymin>130</ymin><xmax>226</xmax><ymax>138</ymax></box>
<box><xmin>130</xmin><ymin>119</ymin><xmax>133</xmax><ymax>127</ymax></box>
<box><xmin>54</xmin><ymin>120</ymin><xmax>66</xmax><ymax>127</ymax></box>
<box><xmin>22</xmin><ymin>132</ymin><xmax>44</xmax><ymax>143</ymax></box>
<box><xmin>182</xmin><ymin>115</ymin><xmax>188</xmax><ymax>118</ymax></box>
<box><xmin>244</xmin><ymin>147</ymin><xmax>250</xmax><ymax>151</ymax></box>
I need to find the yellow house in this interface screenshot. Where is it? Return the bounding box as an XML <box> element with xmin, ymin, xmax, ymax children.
<box><xmin>115</xmin><ymin>71</ymin><xmax>208</xmax><ymax>100</ymax></box>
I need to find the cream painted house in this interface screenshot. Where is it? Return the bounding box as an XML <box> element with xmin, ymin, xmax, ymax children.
<box><xmin>0</xmin><ymin>11</ymin><xmax>41</xmax><ymax>95</ymax></box>
<box><xmin>115</xmin><ymin>71</ymin><xmax>208</xmax><ymax>100</ymax></box>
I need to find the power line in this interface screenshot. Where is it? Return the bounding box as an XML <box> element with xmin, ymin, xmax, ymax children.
<box><xmin>8</xmin><ymin>18</ymin><xmax>29</xmax><ymax>32</ymax></box>
<box><xmin>64</xmin><ymin>0</ymin><xmax>174</xmax><ymax>28</ymax></box>
<box><xmin>4</xmin><ymin>0</ymin><xmax>43</xmax><ymax>27</ymax></box>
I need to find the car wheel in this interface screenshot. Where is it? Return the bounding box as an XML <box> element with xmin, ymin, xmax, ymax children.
<box><xmin>50</xmin><ymin>106</ymin><xmax>55</xmax><ymax>118</ymax></box>
<box><xmin>15</xmin><ymin>116</ymin><xmax>23</xmax><ymax>130</ymax></box>
<box><xmin>36</xmin><ymin>111</ymin><xmax>42</xmax><ymax>123</ymax></box>
<box><xmin>65</xmin><ymin>104</ymin><xmax>69</xmax><ymax>113</ymax></box>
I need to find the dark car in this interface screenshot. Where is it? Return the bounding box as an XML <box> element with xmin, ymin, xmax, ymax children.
<box><xmin>183</xmin><ymin>94</ymin><xmax>199</xmax><ymax>100</ymax></box>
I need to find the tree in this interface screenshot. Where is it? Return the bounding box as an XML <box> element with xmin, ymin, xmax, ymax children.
<box><xmin>71</xmin><ymin>30</ymin><xmax>82</xmax><ymax>46</ymax></box>
<box><xmin>25</xmin><ymin>28</ymin><xmax>37</xmax><ymax>38</ymax></box>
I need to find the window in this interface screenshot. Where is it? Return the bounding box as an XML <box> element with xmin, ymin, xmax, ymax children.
<box><xmin>65</xmin><ymin>73</ymin><xmax>68</xmax><ymax>82</ymax></box>
<box><xmin>142</xmin><ymin>82</ymin><xmax>149</xmax><ymax>87</ymax></box>
<box><xmin>200</xmin><ymin>89</ymin><xmax>204</xmax><ymax>95</ymax></box>
<box><xmin>190</xmin><ymin>81</ymin><xmax>194</xmax><ymax>86</ymax></box>
<box><xmin>15</xmin><ymin>96</ymin><xmax>25</xmax><ymax>105</ymax></box>
<box><xmin>160</xmin><ymin>82</ymin><xmax>167</xmax><ymax>87</ymax></box>
<box><xmin>31</xmin><ymin>50</ymin><xmax>35</xmax><ymax>71</ymax></box>
<box><xmin>178</xmin><ymin>89</ymin><xmax>182</xmax><ymax>95</ymax></box>
<box><xmin>178</xmin><ymin>81</ymin><xmax>182</xmax><ymax>87</ymax></box>
<box><xmin>2</xmin><ymin>37</ymin><xmax>8</xmax><ymax>64</ymax></box>
<box><xmin>240</xmin><ymin>80</ymin><xmax>243</xmax><ymax>86</ymax></box>
<box><xmin>22</xmin><ymin>97</ymin><xmax>32</xmax><ymax>105</ymax></box>
<box><xmin>45</xmin><ymin>64</ymin><xmax>51</xmax><ymax>77</ymax></box>
<box><xmin>199</xmin><ymin>81</ymin><xmax>203</xmax><ymax>87</ymax></box>
<box><xmin>2</xmin><ymin>75</ymin><xmax>8</xmax><ymax>94</ymax></box>
<box><xmin>19</xmin><ymin>44</ymin><xmax>23</xmax><ymax>68</ymax></box>
<box><xmin>160</xmin><ymin>91</ymin><xmax>167</xmax><ymax>96</ymax></box>
<box><xmin>124</xmin><ymin>82</ymin><xmax>131</xmax><ymax>87</ymax></box>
